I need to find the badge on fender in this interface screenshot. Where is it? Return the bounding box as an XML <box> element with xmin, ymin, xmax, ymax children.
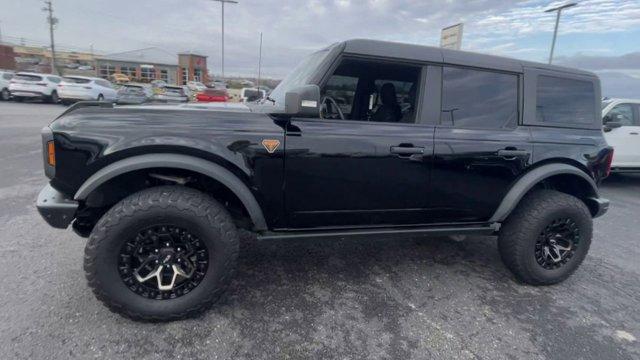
<box><xmin>261</xmin><ymin>139</ymin><xmax>280</xmax><ymax>154</ymax></box>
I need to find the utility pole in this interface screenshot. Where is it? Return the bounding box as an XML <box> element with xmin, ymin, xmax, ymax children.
<box><xmin>42</xmin><ymin>1</ymin><xmax>59</xmax><ymax>74</ymax></box>
<box><xmin>211</xmin><ymin>0</ymin><xmax>237</xmax><ymax>81</ymax></box>
<box><xmin>257</xmin><ymin>32</ymin><xmax>262</xmax><ymax>89</ymax></box>
<box><xmin>544</xmin><ymin>2</ymin><xmax>576</xmax><ymax>64</ymax></box>
<box><xmin>0</xmin><ymin>21</ymin><xmax>3</xmax><ymax>44</ymax></box>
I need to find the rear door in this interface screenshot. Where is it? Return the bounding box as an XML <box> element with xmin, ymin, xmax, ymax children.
<box><xmin>431</xmin><ymin>66</ymin><xmax>532</xmax><ymax>223</ymax></box>
<box><xmin>604</xmin><ymin>103</ymin><xmax>640</xmax><ymax>167</ymax></box>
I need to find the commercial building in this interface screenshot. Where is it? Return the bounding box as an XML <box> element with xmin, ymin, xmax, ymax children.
<box><xmin>0</xmin><ymin>43</ymin><xmax>208</xmax><ymax>85</ymax></box>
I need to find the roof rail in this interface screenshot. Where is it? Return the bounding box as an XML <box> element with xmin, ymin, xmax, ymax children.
<box><xmin>55</xmin><ymin>101</ymin><xmax>115</xmax><ymax>120</ymax></box>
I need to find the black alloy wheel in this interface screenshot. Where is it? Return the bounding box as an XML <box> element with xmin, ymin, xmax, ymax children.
<box><xmin>534</xmin><ymin>218</ymin><xmax>579</xmax><ymax>270</ymax></box>
<box><xmin>119</xmin><ymin>225</ymin><xmax>209</xmax><ymax>300</ymax></box>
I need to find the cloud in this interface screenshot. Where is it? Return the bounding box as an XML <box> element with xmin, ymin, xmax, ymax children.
<box><xmin>2</xmin><ymin>0</ymin><xmax>639</xmax><ymax>78</ymax></box>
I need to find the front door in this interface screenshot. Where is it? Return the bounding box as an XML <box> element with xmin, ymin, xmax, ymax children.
<box><xmin>283</xmin><ymin>58</ymin><xmax>435</xmax><ymax>229</ymax></box>
<box><xmin>604</xmin><ymin>103</ymin><xmax>640</xmax><ymax>167</ymax></box>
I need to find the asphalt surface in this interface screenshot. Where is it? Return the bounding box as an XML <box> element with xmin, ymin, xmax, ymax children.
<box><xmin>0</xmin><ymin>101</ymin><xmax>638</xmax><ymax>360</ymax></box>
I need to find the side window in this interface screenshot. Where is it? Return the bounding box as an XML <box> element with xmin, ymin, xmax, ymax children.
<box><xmin>441</xmin><ymin>67</ymin><xmax>518</xmax><ymax>129</ymax></box>
<box><xmin>320</xmin><ymin>58</ymin><xmax>421</xmax><ymax>124</ymax></box>
<box><xmin>606</xmin><ymin>104</ymin><xmax>635</xmax><ymax>126</ymax></box>
<box><xmin>323</xmin><ymin>75</ymin><xmax>358</xmax><ymax>117</ymax></box>
<box><xmin>47</xmin><ymin>76</ymin><xmax>61</xmax><ymax>83</ymax></box>
<box><xmin>2</xmin><ymin>73</ymin><xmax>12</xmax><ymax>80</ymax></box>
<box><xmin>536</xmin><ymin>75</ymin><xmax>595</xmax><ymax>125</ymax></box>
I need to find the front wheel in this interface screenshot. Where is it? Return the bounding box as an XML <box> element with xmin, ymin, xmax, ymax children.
<box><xmin>498</xmin><ymin>190</ymin><xmax>592</xmax><ymax>285</ymax></box>
<box><xmin>97</xmin><ymin>94</ymin><xmax>104</xmax><ymax>101</ymax></box>
<box><xmin>49</xmin><ymin>91</ymin><xmax>59</xmax><ymax>103</ymax></box>
<box><xmin>1</xmin><ymin>88</ymin><xmax>9</xmax><ymax>101</ymax></box>
<box><xmin>84</xmin><ymin>186</ymin><xmax>239</xmax><ymax>321</ymax></box>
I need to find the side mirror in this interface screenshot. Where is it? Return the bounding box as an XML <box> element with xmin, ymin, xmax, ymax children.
<box><xmin>284</xmin><ymin>85</ymin><xmax>320</xmax><ymax>116</ymax></box>
<box><xmin>603</xmin><ymin>121</ymin><xmax>622</xmax><ymax>132</ymax></box>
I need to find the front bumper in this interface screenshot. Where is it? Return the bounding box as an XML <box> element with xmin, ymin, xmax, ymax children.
<box><xmin>587</xmin><ymin>197</ymin><xmax>610</xmax><ymax>218</ymax></box>
<box><xmin>36</xmin><ymin>184</ymin><xmax>78</xmax><ymax>229</ymax></box>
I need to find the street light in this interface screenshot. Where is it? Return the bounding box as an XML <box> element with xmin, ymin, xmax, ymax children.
<box><xmin>544</xmin><ymin>2</ymin><xmax>577</xmax><ymax>64</ymax></box>
<box><xmin>211</xmin><ymin>0</ymin><xmax>238</xmax><ymax>81</ymax></box>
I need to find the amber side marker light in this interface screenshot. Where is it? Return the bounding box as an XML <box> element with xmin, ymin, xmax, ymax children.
<box><xmin>47</xmin><ymin>141</ymin><xmax>56</xmax><ymax>166</ymax></box>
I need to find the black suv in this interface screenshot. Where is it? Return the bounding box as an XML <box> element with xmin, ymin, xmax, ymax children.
<box><xmin>37</xmin><ymin>39</ymin><xmax>612</xmax><ymax>321</ymax></box>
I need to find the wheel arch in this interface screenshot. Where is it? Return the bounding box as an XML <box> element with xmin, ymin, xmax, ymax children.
<box><xmin>74</xmin><ymin>153</ymin><xmax>267</xmax><ymax>231</ymax></box>
<box><xmin>490</xmin><ymin>163</ymin><xmax>601</xmax><ymax>222</ymax></box>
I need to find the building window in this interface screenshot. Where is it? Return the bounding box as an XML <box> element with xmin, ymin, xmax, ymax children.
<box><xmin>120</xmin><ymin>66</ymin><xmax>136</xmax><ymax>78</ymax></box>
<box><xmin>160</xmin><ymin>69</ymin><xmax>168</xmax><ymax>82</ymax></box>
<box><xmin>194</xmin><ymin>69</ymin><xmax>202</xmax><ymax>82</ymax></box>
<box><xmin>140</xmin><ymin>67</ymin><xmax>155</xmax><ymax>82</ymax></box>
<box><xmin>99</xmin><ymin>64</ymin><xmax>115</xmax><ymax>79</ymax></box>
<box><xmin>181</xmin><ymin>68</ymin><xmax>188</xmax><ymax>85</ymax></box>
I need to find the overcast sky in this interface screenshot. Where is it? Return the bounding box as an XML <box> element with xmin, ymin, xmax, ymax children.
<box><xmin>2</xmin><ymin>0</ymin><xmax>639</xmax><ymax>95</ymax></box>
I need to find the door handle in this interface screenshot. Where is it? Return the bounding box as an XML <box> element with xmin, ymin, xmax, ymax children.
<box><xmin>497</xmin><ymin>149</ymin><xmax>530</xmax><ymax>157</ymax></box>
<box><xmin>390</xmin><ymin>146</ymin><xmax>425</xmax><ymax>155</ymax></box>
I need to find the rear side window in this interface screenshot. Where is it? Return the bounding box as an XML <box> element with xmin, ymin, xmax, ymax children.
<box><xmin>536</xmin><ymin>75</ymin><xmax>595</xmax><ymax>125</ymax></box>
<box><xmin>14</xmin><ymin>74</ymin><xmax>42</xmax><ymax>82</ymax></box>
<box><xmin>47</xmin><ymin>76</ymin><xmax>61</xmax><ymax>83</ymax></box>
<box><xmin>2</xmin><ymin>73</ymin><xmax>12</xmax><ymax>80</ymax></box>
<box><xmin>441</xmin><ymin>67</ymin><xmax>518</xmax><ymax>129</ymax></box>
<box><xmin>63</xmin><ymin>77</ymin><xmax>91</xmax><ymax>84</ymax></box>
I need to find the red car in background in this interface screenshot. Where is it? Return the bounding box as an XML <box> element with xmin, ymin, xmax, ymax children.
<box><xmin>196</xmin><ymin>88</ymin><xmax>229</xmax><ymax>102</ymax></box>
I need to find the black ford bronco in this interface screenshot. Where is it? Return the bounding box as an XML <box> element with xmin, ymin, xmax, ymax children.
<box><xmin>37</xmin><ymin>39</ymin><xmax>612</xmax><ymax>321</ymax></box>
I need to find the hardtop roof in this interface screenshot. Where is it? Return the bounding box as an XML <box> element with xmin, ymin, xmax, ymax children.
<box><xmin>340</xmin><ymin>39</ymin><xmax>595</xmax><ymax>77</ymax></box>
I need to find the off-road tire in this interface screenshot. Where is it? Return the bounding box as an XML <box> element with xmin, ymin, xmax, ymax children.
<box><xmin>498</xmin><ymin>189</ymin><xmax>592</xmax><ymax>285</ymax></box>
<box><xmin>84</xmin><ymin>185</ymin><xmax>239</xmax><ymax>321</ymax></box>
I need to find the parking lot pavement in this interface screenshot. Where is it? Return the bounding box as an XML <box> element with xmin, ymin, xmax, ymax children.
<box><xmin>0</xmin><ymin>101</ymin><xmax>638</xmax><ymax>360</ymax></box>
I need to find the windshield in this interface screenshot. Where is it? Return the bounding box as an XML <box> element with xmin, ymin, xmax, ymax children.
<box><xmin>268</xmin><ymin>50</ymin><xmax>329</xmax><ymax>105</ymax></box>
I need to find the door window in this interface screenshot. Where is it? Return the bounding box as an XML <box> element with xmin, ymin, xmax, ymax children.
<box><xmin>320</xmin><ymin>58</ymin><xmax>421</xmax><ymax>124</ymax></box>
<box><xmin>606</xmin><ymin>104</ymin><xmax>635</xmax><ymax>126</ymax></box>
<box><xmin>441</xmin><ymin>67</ymin><xmax>518</xmax><ymax>129</ymax></box>
<box><xmin>536</xmin><ymin>75</ymin><xmax>595</xmax><ymax>125</ymax></box>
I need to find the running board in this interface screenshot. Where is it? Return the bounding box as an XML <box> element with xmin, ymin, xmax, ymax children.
<box><xmin>258</xmin><ymin>223</ymin><xmax>500</xmax><ymax>241</ymax></box>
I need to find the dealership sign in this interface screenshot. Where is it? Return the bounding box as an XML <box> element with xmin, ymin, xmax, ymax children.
<box><xmin>440</xmin><ymin>23</ymin><xmax>464</xmax><ymax>50</ymax></box>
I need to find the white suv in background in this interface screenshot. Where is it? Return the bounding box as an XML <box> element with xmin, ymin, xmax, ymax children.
<box><xmin>9</xmin><ymin>72</ymin><xmax>61</xmax><ymax>103</ymax></box>
<box><xmin>0</xmin><ymin>70</ymin><xmax>14</xmax><ymax>101</ymax></box>
<box><xmin>58</xmin><ymin>76</ymin><xmax>118</xmax><ymax>104</ymax></box>
<box><xmin>602</xmin><ymin>98</ymin><xmax>640</xmax><ymax>172</ymax></box>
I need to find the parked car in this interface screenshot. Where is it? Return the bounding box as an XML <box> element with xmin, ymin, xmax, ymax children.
<box><xmin>9</xmin><ymin>72</ymin><xmax>61</xmax><ymax>103</ymax></box>
<box><xmin>36</xmin><ymin>39</ymin><xmax>611</xmax><ymax>321</ymax></box>
<box><xmin>196</xmin><ymin>88</ymin><xmax>229</xmax><ymax>102</ymax></box>
<box><xmin>58</xmin><ymin>76</ymin><xmax>118</xmax><ymax>105</ymax></box>
<box><xmin>187</xmin><ymin>81</ymin><xmax>207</xmax><ymax>92</ymax></box>
<box><xmin>602</xmin><ymin>98</ymin><xmax>640</xmax><ymax>172</ymax></box>
<box><xmin>116</xmin><ymin>83</ymin><xmax>153</xmax><ymax>104</ymax></box>
<box><xmin>239</xmin><ymin>87</ymin><xmax>266</xmax><ymax>103</ymax></box>
<box><xmin>151</xmin><ymin>85</ymin><xmax>189</xmax><ymax>103</ymax></box>
<box><xmin>210</xmin><ymin>79</ymin><xmax>227</xmax><ymax>89</ymax></box>
<box><xmin>109</xmin><ymin>73</ymin><xmax>130</xmax><ymax>84</ymax></box>
<box><xmin>0</xmin><ymin>70</ymin><xmax>13</xmax><ymax>101</ymax></box>
<box><xmin>150</xmin><ymin>80</ymin><xmax>168</xmax><ymax>89</ymax></box>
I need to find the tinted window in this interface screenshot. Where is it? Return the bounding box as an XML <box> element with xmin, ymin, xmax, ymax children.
<box><xmin>2</xmin><ymin>73</ymin><xmax>12</xmax><ymax>80</ymax></box>
<box><xmin>14</xmin><ymin>74</ymin><xmax>42</xmax><ymax>82</ymax></box>
<box><xmin>536</xmin><ymin>75</ymin><xmax>595</xmax><ymax>124</ymax></box>
<box><xmin>441</xmin><ymin>67</ymin><xmax>518</xmax><ymax>129</ymax></box>
<box><xmin>606</xmin><ymin>104</ymin><xmax>636</xmax><ymax>126</ymax></box>
<box><xmin>47</xmin><ymin>76</ymin><xmax>61</xmax><ymax>83</ymax></box>
<box><xmin>63</xmin><ymin>77</ymin><xmax>91</xmax><ymax>84</ymax></box>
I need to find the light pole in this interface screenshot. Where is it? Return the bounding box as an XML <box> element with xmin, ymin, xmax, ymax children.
<box><xmin>545</xmin><ymin>2</ymin><xmax>576</xmax><ymax>64</ymax></box>
<box><xmin>211</xmin><ymin>0</ymin><xmax>238</xmax><ymax>81</ymax></box>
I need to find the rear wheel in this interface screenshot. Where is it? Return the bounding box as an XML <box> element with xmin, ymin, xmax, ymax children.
<box><xmin>84</xmin><ymin>186</ymin><xmax>239</xmax><ymax>321</ymax></box>
<box><xmin>498</xmin><ymin>190</ymin><xmax>592</xmax><ymax>285</ymax></box>
<box><xmin>97</xmin><ymin>94</ymin><xmax>104</xmax><ymax>101</ymax></box>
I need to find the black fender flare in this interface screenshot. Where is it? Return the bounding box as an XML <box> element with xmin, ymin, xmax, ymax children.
<box><xmin>489</xmin><ymin>163</ymin><xmax>599</xmax><ymax>222</ymax></box>
<box><xmin>73</xmin><ymin>153</ymin><xmax>267</xmax><ymax>231</ymax></box>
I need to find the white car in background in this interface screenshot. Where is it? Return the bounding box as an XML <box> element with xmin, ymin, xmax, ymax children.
<box><xmin>186</xmin><ymin>81</ymin><xmax>207</xmax><ymax>92</ymax></box>
<box><xmin>0</xmin><ymin>70</ymin><xmax>13</xmax><ymax>101</ymax></box>
<box><xmin>602</xmin><ymin>98</ymin><xmax>640</xmax><ymax>172</ymax></box>
<box><xmin>9</xmin><ymin>72</ymin><xmax>61</xmax><ymax>103</ymax></box>
<box><xmin>58</xmin><ymin>76</ymin><xmax>118</xmax><ymax>104</ymax></box>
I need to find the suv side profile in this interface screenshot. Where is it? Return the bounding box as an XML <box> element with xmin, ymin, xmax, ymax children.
<box><xmin>9</xmin><ymin>72</ymin><xmax>61</xmax><ymax>103</ymax></box>
<box><xmin>36</xmin><ymin>40</ymin><xmax>612</xmax><ymax>321</ymax></box>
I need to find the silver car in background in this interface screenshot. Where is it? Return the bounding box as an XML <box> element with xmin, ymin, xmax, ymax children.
<box><xmin>152</xmin><ymin>85</ymin><xmax>189</xmax><ymax>103</ymax></box>
<box><xmin>116</xmin><ymin>83</ymin><xmax>153</xmax><ymax>105</ymax></box>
